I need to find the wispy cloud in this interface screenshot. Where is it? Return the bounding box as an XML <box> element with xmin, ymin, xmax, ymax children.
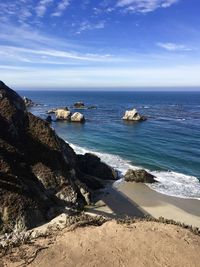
<box><xmin>157</xmin><ymin>42</ymin><xmax>192</xmax><ymax>51</ymax></box>
<box><xmin>36</xmin><ymin>0</ymin><xmax>53</xmax><ymax>17</ymax></box>
<box><xmin>76</xmin><ymin>21</ymin><xmax>105</xmax><ymax>34</ymax></box>
<box><xmin>116</xmin><ymin>0</ymin><xmax>179</xmax><ymax>13</ymax></box>
<box><xmin>0</xmin><ymin>45</ymin><xmax>114</xmax><ymax>63</ymax></box>
<box><xmin>51</xmin><ymin>0</ymin><xmax>70</xmax><ymax>17</ymax></box>
<box><xmin>0</xmin><ymin>1</ymin><xmax>33</xmax><ymax>24</ymax></box>
<box><xmin>0</xmin><ymin>24</ymin><xmax>117</xmax><ymax>67</ymax></box>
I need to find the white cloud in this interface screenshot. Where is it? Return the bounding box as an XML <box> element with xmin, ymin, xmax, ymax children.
<box><xmin>0</xmin><ymin>1</ymin><xmax>34</xmax><ymax>23</ymax></box>
<box><xmin>0</xmin><ymin>45</ymin><xmax>114</xmax><ymax>63</ymax></box>
<box><xmin>157</xmin><ymin>42</ymin><xmax>192</xmax><ymax>51</ymax></box>
<box><xmin>51</xmin><ymin>0</ymin><xmax>70</xmax><ymax>17</ymax></box>
<box><xmin>36</xmin><ymin>0</ymin><xmax>53</xmax><ymax>17</ymax></box>
<box><xmin>116</xmin><ymin>0</ymin><xmax>179</xmax><ymax>13</ymax></box>
<box><xmin>0</xmin><ymin>24</ymin><xmax>116</xmax><ymax>66</ymax></box>
<box><xmin>76</xmin><ymin>21</ymin><xmax>105</xmax><ymax>34</ymax></box>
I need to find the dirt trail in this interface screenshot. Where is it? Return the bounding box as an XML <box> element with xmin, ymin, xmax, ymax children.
<box><xmin>2</xmin><ymin>220</ymin><xmax>200</xmax><ymax>267</ymax></box>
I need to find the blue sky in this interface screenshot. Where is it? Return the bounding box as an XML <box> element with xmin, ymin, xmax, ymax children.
<box><xmin>0</xmin><ymin>0</ymin><xmax>200</xmax><ymax>89</ymax></box>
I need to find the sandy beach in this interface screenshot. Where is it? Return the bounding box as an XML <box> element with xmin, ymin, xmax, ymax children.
<box><xmin>88</xmin><ymin>181</ymin><xmax>200</xmax><ymax>228</ymax></box>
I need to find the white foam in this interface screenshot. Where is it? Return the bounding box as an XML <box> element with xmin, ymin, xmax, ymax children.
<box><xmin>149</xmin><ymin>171</ymin><xmax>200</xmax><ymax>200</ymax></box>
<box><xmin>69</xmin><ymin>142</ymin><xmax>139</xmax><ymax>174</ymax></box>
<box><xmin>69</xmin><ymin>142</ymin><xmax>200</xmax><ymax>200</ymax></box>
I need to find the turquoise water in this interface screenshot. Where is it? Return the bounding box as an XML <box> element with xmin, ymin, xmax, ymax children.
<box><xmin>18</xmin><ymin>90</ymin><xmax>200</xmax><ymax>199</ymax></box>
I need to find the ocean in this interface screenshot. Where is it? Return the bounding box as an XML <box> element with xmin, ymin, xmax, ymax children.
<box><xmin>18</xmin><ymin>90</ymin><xmax>200</xmax><ymax>200</ymax></box>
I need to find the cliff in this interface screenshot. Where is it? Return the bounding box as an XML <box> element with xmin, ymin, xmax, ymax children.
<box><xmin>0</xmin><ymin>81</ymin><xmax>117</xmax><ymax>233</ymax></box>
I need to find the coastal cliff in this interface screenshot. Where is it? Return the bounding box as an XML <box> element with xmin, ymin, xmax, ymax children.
<box><xmin>0</xmin><ymin>81</ymin><xmax>117</xmax><ymax>233</ymax></box>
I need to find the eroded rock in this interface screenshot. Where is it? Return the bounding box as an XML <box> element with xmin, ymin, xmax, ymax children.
<box><xmin>78</xmin><ymin>153</ymin><xmax>118</xmax><ymax>181</ymax></box>
<box><xmin>71</xmin><ymin>112</ymin><xmax>85</xmax><ymax>123</ymax></box>
<box><xmin>122</xmin><ymin>109</ymin><xmax>146</xmax><ymax>121</ymax></box>
<box><xmin>55</xmin><ymin>109</ymin><xmax>71</xmax><ymax>120</ymax></box>
<box><xmin>124</xmin><ymin>169</ymin><xmax>156</xmax><ymax>183</ymax></box>
<box><xmin>74</xmin><ymin>102</ymin><xmax>85</xmax><ymax>109</ymax></box>
<box><xmin>0</xmin><ymin>81</ymin><xmax>89</xmax><ymax>233</ymax></box>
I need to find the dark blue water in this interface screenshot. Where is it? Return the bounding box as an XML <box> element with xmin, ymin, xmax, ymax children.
<box><xmin>18</xmin><ymin>90</ymin><xmax>200</xmax><ymax>199</ymax></box>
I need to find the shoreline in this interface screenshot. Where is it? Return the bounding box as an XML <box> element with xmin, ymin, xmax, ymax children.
<box><xmin>88</xmin><ymin>181</ymin><xmax>200</xmax><ymax>228</ymax></box>
<box><xmin>70</xmin><ymin>142</ymin><xmax>200</xmax><ymax>200</ymax></box>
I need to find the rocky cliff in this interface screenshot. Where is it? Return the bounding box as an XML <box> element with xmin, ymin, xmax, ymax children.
<box><xmin>0</xmin><ymin>81</ymin><xmax>117</xmax><ymax>233</ymax></box>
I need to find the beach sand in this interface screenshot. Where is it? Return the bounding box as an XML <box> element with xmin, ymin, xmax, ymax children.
<box><xmin>88</xmin><ymin>181</ymin><xmax>200</xmax><ymax>228</ymax></box>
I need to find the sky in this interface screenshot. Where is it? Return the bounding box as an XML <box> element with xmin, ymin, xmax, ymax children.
<box><xmin>0</xmin><ymin>0</ymin><xmax>200</xmax><ymax>89</ymax></box>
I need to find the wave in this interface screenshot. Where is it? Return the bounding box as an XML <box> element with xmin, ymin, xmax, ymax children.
<box><xmin>69</xmin><ymin>142</ymin><xmax>200</xmax><ymax>200</ymax></box>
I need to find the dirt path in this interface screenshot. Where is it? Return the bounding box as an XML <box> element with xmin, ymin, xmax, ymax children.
<box><xmin>2</xmin><ymin>220</ymin><xmax>200</xmax><ymax>267</ymax></box>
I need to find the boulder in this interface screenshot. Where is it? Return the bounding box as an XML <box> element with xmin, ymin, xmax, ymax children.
<box><xmin>77</xmin><ymin>153</ymin><xmax>118</xmax><ymax>181</ymax></box>
<box><xmin>71</xmin><ymin>112</ymin><xmax>85</xmax><ymax>123</ymax></box>
<box><xmin>124</xmin><ymin>169</ymin><xmax>156</xmax><ymax>183</ymax></box>
<box><xmin>122</xmin><ymin>109</ymin><xmax>146</xmax><ymax>121</ymax></box>
<box><xmin>74</xmin><ymin>102</ymin><xmax>85</xmax><ymax>109</ymax></box>
<box><xmin>55</xmin><ymin>109</ymin><xmax>71</xmax><ymax>120</ymax></box>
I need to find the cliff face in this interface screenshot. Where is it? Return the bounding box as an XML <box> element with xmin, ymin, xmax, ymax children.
<box><xmin>0</xmin><ymin>81</ymin><xmax>117</xmax><ymax>233</ymax></box>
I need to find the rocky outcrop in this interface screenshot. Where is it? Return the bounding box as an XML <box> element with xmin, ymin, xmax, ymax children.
<box><xmin>0</xmin><ymin>81</ymin><xmax>112</xmax><ymax>233</ymax></box>
<box><xmin>47</xmin><ymin>107</ymin><xmax>69</xmax><ymax>114</ymax></box>
<box><xmin>78</xmin><ymin>153</ymin><xmax>118</xmax><ymax>181</ymax></box>
<box><xmin>23</xmin><ymin>97</ymin><xmax>35</xmax><ymax>107</ymax></box>
<box><xmin>124</xmin><ymin>169</ymin><xmax>156</xmax><ymax>183</ymax></box>
<box><xmin>74</xmin><ymin>102</ymin><xmax>85</xmax><ymax>109</ymax></box>
<box><xmin>71</xmin><ymin>112</ymin><xmax>85</xmax><ymax>123</ymax></box>
<box><xmin>54</xmin><ymin>109</ymin><xmax>85</xmax><ymax>123</ymax></box>
<box><xmin>55</xmin><ymin>109</ymin><xmax>71</xmax><ymax>120</ymax></box>
<box><xmin>122</xmin><ymin>109</ymin><xmax>146</xmax><ymax>121</ymax></box>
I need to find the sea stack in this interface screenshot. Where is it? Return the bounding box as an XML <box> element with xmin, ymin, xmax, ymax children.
<box><xmin>71</xmin><ymin>112</ymin><xmax>85</xmax><ymax>122</ymax></box>
<box><xmin>74</xmin><ymin>102</ymin><xmax>85</xmax><ymax>109</ymax></box>
<box><xmin>55</xmin><ymin>109</ymin><xmax>71</xmax><ymax>120</ymax></box>
<box><xmin>122</xmin><ymin>108</ymin><xmax>146</xmax><ymax>121</ymax></box>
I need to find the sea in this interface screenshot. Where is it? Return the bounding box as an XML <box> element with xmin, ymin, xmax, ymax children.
<box><xmin>17</xmin><ymin>90</ymin><xmax>200</xmax><ymax>200</ymax></box>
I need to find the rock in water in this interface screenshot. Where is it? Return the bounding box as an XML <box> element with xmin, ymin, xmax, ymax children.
<box><xmin>71</xmin><ymin>112</ymin><xmax>85</xmax><ymax>123</ymax></box>
<box><xmin>124</xmin><ymin>169</ymin><xmax>156</xmax><ymax>183</ymax></box>
<box><xmin>88</xmin><ymin>105</ymin><xmax>97</xmax><ymax>110</ymax></box>
<box><xmin>0</xmin><ymin>81</ymin><xmax>92</xmax><ymax>233</ymax></box>
<box><xmin>47</xmin><ymin>107</ymin><xmax>69</xmax><ymax>114</ymax></box>
<box><xmin>55</xmin><ymin>109</ymin><xmax>71</xmax><ymax>120</ymax></box>
<box><xmin>74</xmin><ymin>102</ymin><xmax>85</xmax><ymax>109</ymax></box>
<box><xmin>47</xmin><ymin>108</ymin><xmax>56</xmax><ymax>114</ymax></box>
<box><xmin>122</xmin><ymin>109</ymin><xmax>146</xmax><ymax>121</ymax></box>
